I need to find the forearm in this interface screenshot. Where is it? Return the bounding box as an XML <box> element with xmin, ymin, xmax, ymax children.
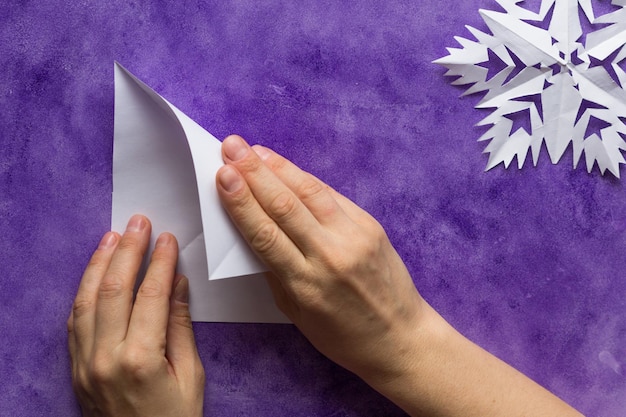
<box><xmin>363</xmin><ymin>303</ymin><xmax>583</xmax><ymax>417</ymax></box>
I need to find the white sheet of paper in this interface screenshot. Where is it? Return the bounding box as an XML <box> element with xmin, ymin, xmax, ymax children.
<box><xmin>434</xmin><ymin>0</ymin><xmax>626</xmax><ymax>177</ymax></box>
<box><xmin>111</xmin><ymin>63</ymin><xmax>287</xmax><ymax>323</ymax></box>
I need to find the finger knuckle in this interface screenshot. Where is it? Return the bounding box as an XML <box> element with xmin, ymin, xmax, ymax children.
<box><xmin>137</xmin><ymin>279</ymin><xmax>164</xmax><ymax>300</ymax></box>
<box><xmin>97</xmin><ymin>275</ymin><xmax>126</xmax><ymax>301</ymax></box>
<box><xmin>250</xmin><ymin>221</ymin><xmax>281</xmax><ymax>255</ymax></box>
<box><xmin>359</xmin><ymin>235</ymin><xmax>384</xmax><ymax>260</ymax></box>
<box><xmin>235</xmin><ymin>152</ymin><xmax>263</xmax><ymax>174</ymax></box>
<box><xmin>170</xmin><ymin>304</ymin><xmax>194</xmax><ymax>330</ymax></box>
<box><xmin>268</xmin><ymin>192</ymin><xmax>298</xmax><ymax>221</ymax></box>
<box><xmin>119</xmin><ymin>347</ymin><xmax>157</xmax><ymax>381</ymax></box>
<box><xmin>321</xmin><ymin>232</ymin><xmax>388</xmax><ymax>279</ymax></box>
<box><xmin>298</xmin><ymin>175</ymin><xmax>326</xmax><ymax>200</ymax></box>
<box><xmin>269</xmin><ymin>154</ymin><xmax>288</xmax><ymax>171</ymax></box>
<box><xmin>314</xmin><ymin>248</ymin><xmax>362</xmax><ymax>281</ymax></box>
<box><xmin>369</xmin><ymin>220</ymin><xmax>388</xmax><ymax>241</ymax></box>
<box><xmin>300</xmin><ymin>175</ymin><xmax>340</xmax><ymax>217</ymax></box>
<box><xmin>71</xmin><ymin>297</ymin><xmax>95</xmax><ymax>320</ymax></box>
<box><xmin>89</xmin><ymin>354</ymin><xmax>116</xmax><ymax>386</ymax></box>
<box><xmin>340</xmin><ymin>222</ymin><xmax>388</xmax><ymax>261</ymax></box>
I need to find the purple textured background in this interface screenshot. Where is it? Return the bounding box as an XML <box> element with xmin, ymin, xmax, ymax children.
<box><xmin>1</xmin><ymin>1</ymin><xmax>625</xmax><ymax>416</ymax></box>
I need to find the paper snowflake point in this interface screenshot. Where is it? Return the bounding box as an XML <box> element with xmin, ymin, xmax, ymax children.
<box><xmin>434</xmin><ymin>0</ymin><xmax>626</xmax><ymax>177</ymax></box>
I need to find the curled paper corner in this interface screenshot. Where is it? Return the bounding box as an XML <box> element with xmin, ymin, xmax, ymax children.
<box><xmin>436</xmin><ymin>0</ymin><xmax>626</xmax><ymax>178</ymax></box>
<box><xmin>112</xmin><ymin>63</ymin><xmax>286</xmax><ymax>323</ymax></box>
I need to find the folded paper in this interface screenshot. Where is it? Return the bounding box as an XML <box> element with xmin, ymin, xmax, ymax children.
<box><xmin>112</xmin><ymin>63</ymin><xmax>287</xmax><ymax>323</ymax></box>
<box><xmin>435</xmin><ymin>0</ymin><xmax>626</xmax><ymax>177</ymax></box>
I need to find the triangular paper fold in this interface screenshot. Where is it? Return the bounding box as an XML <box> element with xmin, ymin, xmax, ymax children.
<box><xmin>112</xmin><ymin>63</ymin><xmax>286</xmax><ymax>323</ymax></box>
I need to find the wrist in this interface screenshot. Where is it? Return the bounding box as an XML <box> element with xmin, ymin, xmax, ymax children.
<box><xmin>358</xmin><ymin>302</ymin><xmax>451</xmax><ymax>410</ymax></box>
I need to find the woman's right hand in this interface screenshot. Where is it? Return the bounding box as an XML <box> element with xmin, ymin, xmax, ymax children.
<box><xmin>215</xmin><ymin>135</ymin><xmax>427</xmax><ymax>386</ymax></box>
<box><xmin>215</xmin><ymin>134</ymin><xmax>584</xmax><ymax>417</ymax></box>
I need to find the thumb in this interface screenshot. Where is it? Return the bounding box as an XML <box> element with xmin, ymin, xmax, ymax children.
<box><xmin>166</xmin><ymin>275</ymin><xmax>202</xmax><ymax>372</ymax></box>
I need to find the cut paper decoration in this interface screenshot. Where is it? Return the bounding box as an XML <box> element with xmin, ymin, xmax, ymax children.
<box><xmin>434</xmin><ymin>0</ymin><xmax>626</xmax><ymax>177</ymax></box>
<box><xmin>112</xmin><ymin>63</ymin><xmax>287</xmax><ymax>323</ymax></box>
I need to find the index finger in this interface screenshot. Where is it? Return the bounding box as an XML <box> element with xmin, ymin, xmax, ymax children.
<box><xmin>69</xmin><ymin>231</ymin><xmax>120</xmax><ymax>361</ymax></box>
<box><xmin>126</xmin><ymin>233</ymin><xmax>178</xmax><ymax>353</ymax></box>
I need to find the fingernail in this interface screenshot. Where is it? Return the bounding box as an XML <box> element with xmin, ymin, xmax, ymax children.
<box><xmin>252</xmin><ymin>145</ymin><xmax>271</xmax><ymax>161</ymax></box>
<box><xmin>126</xmin><ymin>215</ymin><xmax>146</xmax><ymax>232</ymax></box>
<box><xmin>98</xmin><ymin>232</ymin><xmax>117</xmax><ymax>250</ymax></box>
<box><xmin>223</xmin><ymin>135</ymin><xmax>249</xmax><ymax>161</ymax></box>
<box><xmin>174</xmin><ymin>276</ymin><xmax>189</xmax><ymax>303</ymax></box>
<box><xmin>218</xmin><ymin>165</ymin><xmax>243</xmax><ymax>193</ymax></box>
<box><xmin>156</xmin><ymin>233</ymin><xmax>171</xmax><ymax>248</ymax></box>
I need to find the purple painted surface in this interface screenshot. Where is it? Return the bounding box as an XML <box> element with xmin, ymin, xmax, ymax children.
<box><xmin>1</xmin><ymin>1</ymin><xmax>625</xmax><ymax>416</ymax></box>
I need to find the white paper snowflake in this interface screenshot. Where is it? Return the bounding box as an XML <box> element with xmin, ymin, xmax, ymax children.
<box><xmin>435</xmin><ymin>0</ymin><xmax>626</xmax><ymax>177</ymax></box>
